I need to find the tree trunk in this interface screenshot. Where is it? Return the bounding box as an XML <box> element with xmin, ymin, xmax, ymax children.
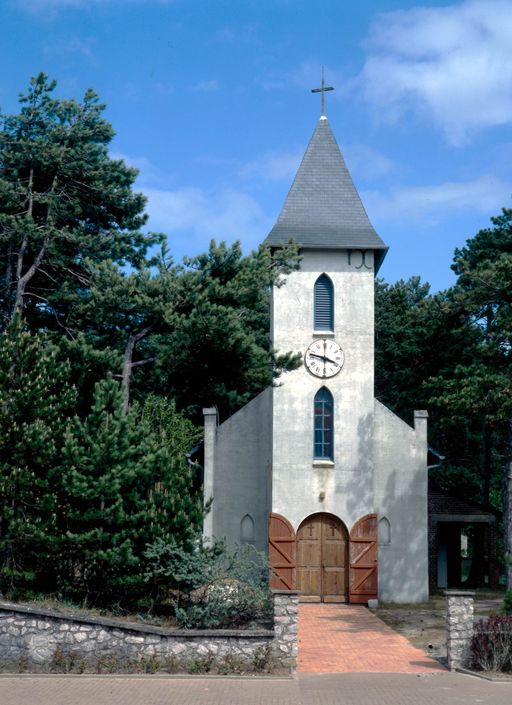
<box><xmin>1</xmin><ymin>241</ymin><xmax>14</xmax><ymax>327</ymax></box>
<box><xmin>504</xmin><ymin>419</ymin><xmax>512</xmax><ymax>591</ymax></box>
<box><xmin>11</xmin><ymin>170</ymin><xmax>56</xmax><ymax>322</ymax></box>
<box><xmin>13</xmin><ymin>243</ymin><xmax>46</xmax><ymax>319</ymax></box>
<box><xmin>121</xmin><ymin>325</ymin><xmax>154</xmax><ymax>413</ymax></box>
<box><xmin>481</xmin><ymin>419</ymin><xmax>491</xmax><ymax>508</ymax></box>
<box><xmin>12</xmin><ymin>168</ymin><xmax>34</xmax><ymax>319</ymax></box>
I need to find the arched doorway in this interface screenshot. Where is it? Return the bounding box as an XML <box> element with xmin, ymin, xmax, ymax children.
<box><xmin>297</xmin><ymin>513</ymin><xmax>349</xmax><ymax>603</ymax></box>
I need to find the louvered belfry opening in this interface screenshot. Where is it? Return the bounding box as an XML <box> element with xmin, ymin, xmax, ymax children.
<box><xmin>314</xmin><ymin>274</ymin><xmax>334</xmax><ymax>331</ymax></box>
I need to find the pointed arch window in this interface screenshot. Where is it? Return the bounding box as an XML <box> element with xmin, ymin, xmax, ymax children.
<box><xmin>314</xmin><ymin>387</ymin><xmax>334</xmax><ymax>460</ymax></box>
<box><xmin>314</xmin><ymin>274</ymin><xmax>334</xmax><ymax>331</ymax></box>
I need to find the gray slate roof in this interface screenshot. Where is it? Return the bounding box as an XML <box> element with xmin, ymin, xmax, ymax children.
<box><xmin>264</xmin><ymin>117</ymin><xmax>388</xmax><ymax>270</ymax></box>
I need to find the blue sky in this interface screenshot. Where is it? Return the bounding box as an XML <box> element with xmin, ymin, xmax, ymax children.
<box><xmin>1</xmin><ymin>0</ymin><xmax>512</xmax><ymax>291</ymax></box>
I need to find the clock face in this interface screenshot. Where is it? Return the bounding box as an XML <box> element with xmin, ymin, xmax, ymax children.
<box><xmin>305</xmin><ymin>339</ymin><xmax>344</xmax><ymax>378</ymax></box>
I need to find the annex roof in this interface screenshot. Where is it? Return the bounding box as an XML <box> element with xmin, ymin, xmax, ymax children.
<box><xmin>264</xmin><ymin>116</ymin><xmax>388</xmax><ymax>271</ymax></box>
<box><xmin>428</xmin><ymin>485</ymin><xmax>497</xmax><ymax>520</ymax></box>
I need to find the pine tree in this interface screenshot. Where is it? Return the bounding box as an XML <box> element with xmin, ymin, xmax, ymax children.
<box><xmin>429</xmin><ymin>206</ymin><xmax>512</xmax><ymax>588</ymax></box>
<box><xmin>0</xmin><ymin>73</ymin><xmax>159</xmax><ymax>330</ymax></box>
<box><xmin>59</xmin><ymin>377</ymin><xmax>204</xmax><ymax>606</ymax></box>
<box><xmin>0</xmin><ymin>321</ymin><xmax>75</xmax><ymax>594</ymax></box>
<box><xmin>149</xmin><ymin>240</ymin><xmax>301</xmax><ymax>421</ymax></box>
<box><xmin>139</xmin><ymin>395</ymin><xmax>205</xmax><ymax>547</ymax></box>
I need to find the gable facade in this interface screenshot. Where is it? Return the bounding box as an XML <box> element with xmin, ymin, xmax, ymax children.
<box><xmin>202</xmin><ymin>116</ymin><xmax>429</xmax><ymax>604</ymax></box>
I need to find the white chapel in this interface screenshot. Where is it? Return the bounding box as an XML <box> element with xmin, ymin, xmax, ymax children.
<box><xmin>202</xmin><ymin>111</ymin><xmax>429</xmax><ymax>604</ymax></box>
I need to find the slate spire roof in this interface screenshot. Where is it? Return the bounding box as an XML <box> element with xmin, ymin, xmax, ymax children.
<box><xmin>264</xmin><ymin>116</ymin><xmax>388</xmax><ymax>270</ymax></box>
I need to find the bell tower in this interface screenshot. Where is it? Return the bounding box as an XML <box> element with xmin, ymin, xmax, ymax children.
<box><xmin>202</xmin><ymin>104</ymin><xmax>428</xmax><ymax>604</ymax></box>
<box><xmin>265</xmin><ymin>115</ymin><xmax>387</xmax><ymax>535</ymax></box>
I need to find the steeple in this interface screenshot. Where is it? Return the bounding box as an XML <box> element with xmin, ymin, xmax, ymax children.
<box><xmin>264</xmin><ymin>117</ymin><xmax>388</xmax><ymax>270</ymax></box>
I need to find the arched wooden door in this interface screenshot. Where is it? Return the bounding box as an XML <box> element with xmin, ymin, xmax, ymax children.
<box><xmin>349</xmin><ymin>513</ymin><xmax>378</xmax><ymax>604</ymax></box>
<box><xmin>268</xmin><ymin>513</ymin><xmax>296</xmax><ymax>590</ymax></box>
<box><xmin>297</xmin><ymin>513</ymin><xmax>349</xmax><ymax>603</ymax></box>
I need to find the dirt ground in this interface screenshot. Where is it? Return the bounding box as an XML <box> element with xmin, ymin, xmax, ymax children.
<box><xmin>372</xmin><ymin>590</ymin><xmax>506</xmax><ymax>665</ymax></box>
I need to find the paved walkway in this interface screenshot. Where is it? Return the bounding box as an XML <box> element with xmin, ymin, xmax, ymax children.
<box><xmin>298</xmin><ymin>603</ymin><xmax>446</xmax><ymax>673</ymax></box>
<box><xmin>0</xmin><ymin>673</ymin><xmax>511</xmax><ymax>705</ymax></box>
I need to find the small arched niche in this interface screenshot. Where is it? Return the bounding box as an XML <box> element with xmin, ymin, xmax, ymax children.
<box><xmin>378</xmin><ymin>516</ymin><xmax>391</xmax><ymax>545</ymax></box>
<box><xmin>240</xmin><ymin>514</ymin><xmax>255</xmax><ymax>544</ymax></box>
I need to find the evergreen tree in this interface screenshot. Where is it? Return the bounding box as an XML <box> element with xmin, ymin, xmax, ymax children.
<box><xmin>139</xmin><ymin>394</ymin><xmax>202</xmax><ymax>458</ymax></box>
<box><xmin>59</xmin><ymin>377</ymin><xmax>204</xmax><ymax>606</ymax></box>
<box><xmin>0</xmin><ymin>322</ymin><xmax>75</xmax><ymax>594</ymax></box>
<box><xmin>71</xmin><ymin>247</ymin><xmax>179</xmax><ymax>411</ymax></box>
<box><xmin>374</xmin><ymin>277</ymin><xmax>487</xmax><ymax>502</ymax></box>
<box><xmin>375</xmin><ymin>276</ymin><xmax>434</xmax><ymax>417</ymax></box>
<box><xmin>428</xmin><ymin>205</ymin><xmax>512</xmax><ymax>588</ymax></box>
<box><xmin>148</xmin><ymin>240</ymin><xmax>301</xmax><ymax>421</ymax></box>
<box><xmin>0</xmin><ymin>73</ymin><xmax>159</xmax><ymax>330</ymax></box>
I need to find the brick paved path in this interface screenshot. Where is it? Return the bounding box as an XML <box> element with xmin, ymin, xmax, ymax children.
<box><xmin>1</xmin><ymin>673</ymin><xmax>511</xmax><ymax>705</ymax></box>
<box><xmin>0</xmin><ymin>675</ymin><xmax>297</xmax><ymax>705</ymax></box>
<box><xmin>298</xmin><ymin>603</ymin><xmax>447</xmax><ymax>673</ymax></box>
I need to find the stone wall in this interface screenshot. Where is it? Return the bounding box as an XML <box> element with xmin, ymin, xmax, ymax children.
<box><xmin>0</xmin><ymin>590</ymin><xmax>298</xmax><ymax>674</ymax></box>
<box><xmin>272</xmin><ymin>591</ymin><xmax>298</xmax><ymax>664</ymax></box>
<box><xmin>445</xmin><ymin>590</ymin><xmax>475</xmax><ymax>671</ymax></box>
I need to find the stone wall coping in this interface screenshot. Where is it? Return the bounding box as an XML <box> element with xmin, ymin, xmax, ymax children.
<box><xmin>270</xmin><ymin>590</ymin><xmax>300</xmax><ymax>596</ymax></box>
<box><xmin>444</xmin><ymin>590</ymin><xmax>476</xmax><ymax>597</ymax></box>
<box><xmin>0</xmin><ymin>601</ymin><xmax>274</xmax><ymax>639</ymax></box>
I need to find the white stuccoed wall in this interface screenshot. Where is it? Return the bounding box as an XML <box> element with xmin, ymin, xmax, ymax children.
<box><xmin>373</xmin><ymin>403</ymin><xmax>429</xmax><ymax>602</ymax></box>
<box><xmin>270</xmin><ymin>249</ymin><xmax>376</xmax><ymax>532</ymax></box>
<box><xmin>203</xmin><ymin>389</ymin><xmax>272</xmax><ymax>553</ymax></box>
<box><xmin>203</xmin><ymin>247</ymin><xmax>429</xmax><ymax>602</ymax></box>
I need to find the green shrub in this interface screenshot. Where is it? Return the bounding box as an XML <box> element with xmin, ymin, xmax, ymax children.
<box><xmin>186</xmin><ymin>655</ymin><xmax>214</xmax><ymax>674</ymax></box>
<box><xmin>252</xmin><ymin>643</ymin><xmax>274</xmax><ymax>672</ymax></box>
<box><xmin>504</xmin><ymin>590</ymin><xmax>512</xmax><ymax>615</ymax></box>
<box><xmin>144</xmin><ymin>535</ymin><xmax>272</xmax><ymax>629</ymax></box>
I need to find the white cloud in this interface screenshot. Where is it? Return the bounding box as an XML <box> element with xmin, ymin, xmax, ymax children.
<box><xmin>236</xmin><ymin>142</ymin><xmax>396</xmax><ymax>185</ymax></box>
<box><xmin>110</xmin><ymin>151</ymin><xmax>150</xmax><ymax>168</ymax></box>
<box><xmin>109</xmin><ymin>151</ymin><xmax>162</xmax><ymax>183</ymax></box>
<box><xmin>359</xmin><ymin>0</ymin><xmax>512</xmax><ymax>144</ymax></box>
<box><xmin>142</xmin><ymin>186</ymin><xmax>271</xmax><ymax>254</ymax></box>
<box><xmin>42</xmin><ymin>36</ymin><xmax>97</xmax><ymax>61</ymax></box>
<box><xmin>191</xmin><ymin>80</ymin><xmax>220</xmax><ymax>94</ymax></box>
<box><xmin>343</xmin><ymin>145</ymin><xmax>397</xmax><ymax>182</ymax></box>
<box><xmin>154</xmin><ymin>82</ymin><xmax>175</xmax><ymax>96</ymax></box>
<box><xmin>238</xmin><ymin>150</ymin><xmax>302</xmax><ymax>182</ymax></box>
<box><xmin>215</xmin><ymin>25</ymin><xmax>258</xmax><ymax>44</ymax></box>
<box><xmin>363</xmin><ymin>174</ymin><xmax>511</xmax><ymax>226</ymax></box>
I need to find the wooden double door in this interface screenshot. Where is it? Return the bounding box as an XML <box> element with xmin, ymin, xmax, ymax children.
<box><xmin>297</xmin><ymin>513</ymin><xmax>349</xmax><ymax>603</ymax></box>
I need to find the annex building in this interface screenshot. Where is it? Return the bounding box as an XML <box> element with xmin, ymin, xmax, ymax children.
<box><xmin>202</xmin><ymin>112</ymin><xmax>429</xmax><ymax>604</ymax></box>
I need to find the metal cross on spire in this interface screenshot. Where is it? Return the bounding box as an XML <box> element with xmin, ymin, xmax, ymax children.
<box><xmin>311</xmin><ymin>67</ymin><xmax>334</xmax><ymax>116</ymax></box>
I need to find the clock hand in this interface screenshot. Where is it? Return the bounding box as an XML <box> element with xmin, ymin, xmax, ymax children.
<box><xmin>324</xmin><ymin>355</ymin><xmax>340</xmax><ymax>366</ymax></box>
<box><xmin>310</xmin><ymin>352</ymin><xmax>340</xmax><ymax>366</ymax></box>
